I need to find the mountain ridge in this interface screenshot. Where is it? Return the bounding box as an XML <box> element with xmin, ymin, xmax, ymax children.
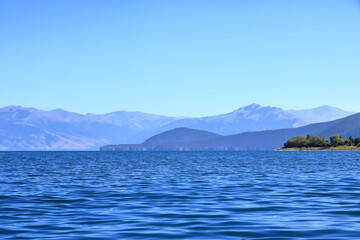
<box><xmin>0</xmin><ymin>104</ymin><xmax>356</xmax><ymax>150</ymax></box>
<box><xmin>101</xmin><ymin>113</ymin><xmax>360</xmax><ymax>151</ymax></box>
<box><xmin>287</xmin><ymin>105</ymin><xmax>355</xmax><ymax>125</ymax></box>
<box><xmin>147</xmin><ymin>103</ymin><xmax>304</xmax><ymax>136</ymax></box>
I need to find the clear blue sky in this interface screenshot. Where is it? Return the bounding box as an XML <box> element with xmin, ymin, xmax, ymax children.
<box><xmin>1</xmin><ymin>0</ymin><xmax>359</xmax><ymax>117</ymax></box>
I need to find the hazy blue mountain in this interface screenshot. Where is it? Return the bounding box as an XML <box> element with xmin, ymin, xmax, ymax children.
<box><xmin>101</xmin><ymin>113</ymin><xmax>360</xmax><ymax>151</ymax></box>
<box><xmin>86</xmin><ymin>111</ymin><xmax>177</xmax><ymax>129</ymax></box>
<box><xmin>101</xmin><ymin>128</ymin><xmax>221</xmax><ymax>151</ymax></box>
<box><xmin>143</xmin><ymin>127</ymin><xmax>221</xmax><ymax>146</ymax></box>
<box><xmin>287</xmin><ymin>105</ymin><xmax>355</xmax><ymax>125</ymax></box>
<box><xmin>152</xmin><ymin>104</ymin><xmax>304</xmax><ymax>135</ymax></box>
<box><xmin>0</xmin><ymin>104</ymin><xmax>356</xmax><ymax>150</ymax></box>
<box><xmin>0</xmin><ymin>106</ymin><xmax>178</xmax><ymax>150</ymax></box>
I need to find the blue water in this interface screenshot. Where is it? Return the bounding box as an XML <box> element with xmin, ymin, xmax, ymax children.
<box><xmin>1</xmin><ymin>151</ymin><xmax>360</xmax><ymax>239</ymax></box>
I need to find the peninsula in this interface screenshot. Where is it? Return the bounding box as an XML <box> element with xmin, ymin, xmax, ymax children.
<box><xmin>277</xmin><ymin>134</ymin><xmax>360</xmax><ymax>151</ymax></box>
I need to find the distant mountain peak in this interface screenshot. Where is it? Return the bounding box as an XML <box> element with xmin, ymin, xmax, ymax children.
<box><xmin>286</xmin><ymin>105</ymin><xmax>355</xmax><ymax>125</ymax></box>
<box><xmin>315</xmin><ymin>105</ymin><xmax>349</xmax><ymax>111</ymax></box>
<box><xmin>233</xmin><ymin>104</ymin><xmax>260</xmax><ymax>113</ymax></box>
<box><xmin>233</xmin><ymin>104</ymin><xmax>286</xmax><ymax>115</ymax></box>
<box><xmin>246</xmin><ymin>103</ymin><xmax>262</xmax><ymax>108</ymax></box>
<box><xmin>1</xmin><ymin>105</ymin><xmax>33</xmax><ymax>111</ymax></box>
<box><xmin>51</xmin><ymin>108</ymin><xmax>69</xmax><ymax>113</ymax></box>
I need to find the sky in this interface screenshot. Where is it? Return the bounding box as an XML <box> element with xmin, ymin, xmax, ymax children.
<box><xmin>1</xmin><ymin>0</ymin><xmax>360</xmax><ymax>117</ymax></box>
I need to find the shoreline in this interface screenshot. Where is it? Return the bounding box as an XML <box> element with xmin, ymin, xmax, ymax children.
<box><xmin>276</xmin><ymin>146</ymin><xmax>360</xmax><ymax>151</ymax></box>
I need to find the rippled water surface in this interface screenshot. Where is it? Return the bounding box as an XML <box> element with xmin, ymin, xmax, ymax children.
<box><xmin>1</xmin><ymin>151</ymin><xmax>360</xmax><ymax>239</ymax></box>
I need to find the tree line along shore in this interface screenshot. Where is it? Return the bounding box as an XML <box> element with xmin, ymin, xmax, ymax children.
<box><xmin>278</xmin><ymin>134</ymin><xmax>360</xmax><ymax>150</ymax></box>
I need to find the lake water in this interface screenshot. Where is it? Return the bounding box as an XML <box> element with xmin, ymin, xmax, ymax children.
<box><xmin>1</xmin><ymin>151</ymin><xmax>360</xmax><ymax>239</ymax></box>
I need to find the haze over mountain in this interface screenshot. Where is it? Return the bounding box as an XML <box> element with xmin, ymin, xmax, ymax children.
<box><xmin>0</xmin><ymin>106</ymin><xmax>177</xmax><ymax>150</ymax></box>
<box><xmin>0</xmin><ymin>104</ymin><xmax>356</xmax><ymax>150</ymax></box>
<box><xmin>287</xmin><ymin>105</ymin><xmax>355</xmax><ymax>125</ymax></box>
<box><xmin>154</xmin><ymin>104</ymin><xmax>304</xmax><ymax>135</ymax></box>
<box><xmin>102</xmin><ymin>113</ymin><xmax>360</xmax><ymax>151</ymax></box>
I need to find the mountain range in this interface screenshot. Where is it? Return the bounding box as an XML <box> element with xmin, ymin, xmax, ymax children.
<box><xmin>0</xmin><ymin>104</ymin><xmax>355</xmax><ymax>150</ymax></box>
<box><xmin>0</xmin><ymin>106</ymin><xmax>177</xmax><ymax>150</ymax></box>
<box><xmin>287</xmin><ymin>105</ymin><xmax>355</xmax><ymax>125</ymax></box>
<box><xmin>102</xmin><ymin>113</ymin><xmax>360</xmax><ymax>151</ymax></box>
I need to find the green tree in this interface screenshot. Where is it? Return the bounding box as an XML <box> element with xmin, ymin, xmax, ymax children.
<box><xmin>308</xmin><ymin>136</ymin><xmax>330</xmax><ymax>147</ymax></box>
<box><xmin>284</xmin><ymin>136</ymin><xmax>309</xmax><ymax>148</ymax></box>
<box><xmin>330</xmin><ymin>135</ymin><xmax>345</xmax><ymax>147</ymax></box>
<box><xmin>354</xmin><ymin>138</ymin><xmax>360</xmax><ymax>147</ymax></box>
<box><xmin>283</xmin><ymin>134</ymin><xmax>360</xmax><ymax>149</ymax></box>
<box><xmin>347</xmin><ymin>136</ymin><xmax>355</xmax><ymax>146</ymax></box>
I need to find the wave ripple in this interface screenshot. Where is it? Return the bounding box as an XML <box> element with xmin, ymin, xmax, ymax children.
<box><xmin>1</xmin><ymin>151</ymin><xmax>360</xmax><ymax>239</ymax></box>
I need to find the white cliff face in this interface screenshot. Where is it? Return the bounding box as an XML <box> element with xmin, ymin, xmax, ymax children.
<box><xmin>0</xmin><ymin>104</ymin><xmax>355</xmax><ymax>150</ymax></box>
